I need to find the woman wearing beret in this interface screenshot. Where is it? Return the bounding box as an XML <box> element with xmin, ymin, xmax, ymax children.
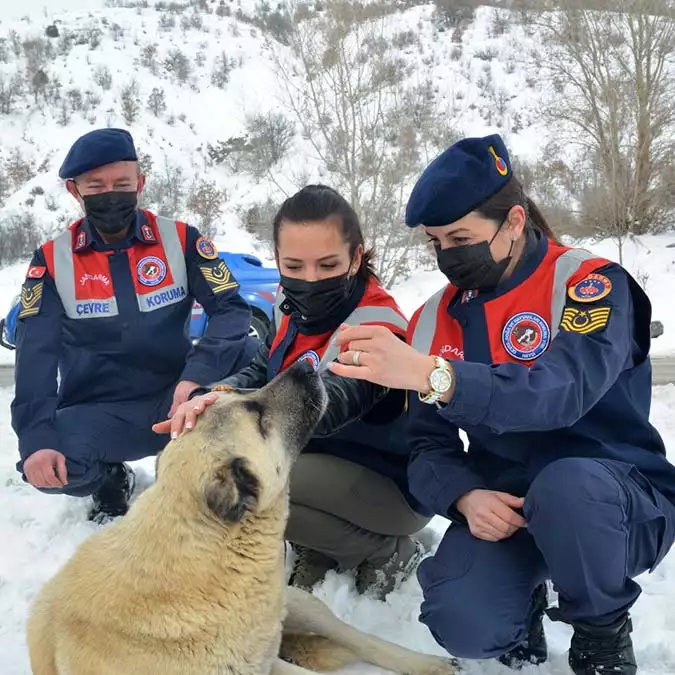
<box><xmin>157</xmin><ymin>185</ymin><xmax>431</xmax><ymax>598</ymax></box>
<box><xmin>329</xmin><ymin>134</ymin><xmax>675</xmax><ymax>673</ymax></box>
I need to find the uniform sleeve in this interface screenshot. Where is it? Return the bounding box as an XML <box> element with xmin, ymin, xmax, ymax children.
<box><xmin>180</xmin><ymin>226</ymin><xmax>253</xmax><ymax>385</ymax></box>
<box><xmin>407</xmin><ymin>377</ymin><xmax>485</xmax><ymax>519</ymax></box>
<box><xmin>10</xmin><ymin>250</ymin><xmax>63</xmax><ymax>460</ymax></box>
<box><xmin>437</xmin><ymin>264</ymin><xmax>637</xmax><ymax>435</ymax></box>
<box><xmin>209</xmin><ymin>319</ymin><xmax>276</xmax><ymax>391</ymax></box>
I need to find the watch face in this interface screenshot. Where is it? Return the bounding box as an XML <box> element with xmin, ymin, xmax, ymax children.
<box><xmin>430</xmin><ymin>368</ymin><xmax>452</xmax><ymax>393</ymax></box>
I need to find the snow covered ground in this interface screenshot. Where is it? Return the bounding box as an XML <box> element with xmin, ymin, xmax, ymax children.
<box><xmin>1</xmin><ymin>384</ymin><xmax>675</xmax><ymax>674</ymax></box>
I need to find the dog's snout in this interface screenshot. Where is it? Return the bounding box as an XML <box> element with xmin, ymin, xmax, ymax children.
<box><xmin>288</xmin><ymin>358</ymin><xmax>317</xmax><ymax>378</ymax></box>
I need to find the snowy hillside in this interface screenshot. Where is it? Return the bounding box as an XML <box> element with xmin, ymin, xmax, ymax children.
<box><xmin>0</xmin><ymin>0</ymin><xmax>547</xmax><ymax>245</ymax></box>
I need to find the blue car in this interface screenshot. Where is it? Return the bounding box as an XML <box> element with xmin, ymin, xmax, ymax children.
<box><xmin>0</xmin><ymin>252</ymin><xmax>280</xmax><ymax>351</ymax></box>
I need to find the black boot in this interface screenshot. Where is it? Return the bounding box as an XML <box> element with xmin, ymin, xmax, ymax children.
<box><xmin>569</xmin><ymin>614</ymin><xmax>637</xmax><ymax>675</ymax></box>
<box><xmin>88</xmin><ymin>463</ymin><xmax>135</xmax><ymax>524</ymax></box>
<box><xmin>498</xmin><ymin>583</ymin><xmax>549</xmax><ymax>669</ymax></box>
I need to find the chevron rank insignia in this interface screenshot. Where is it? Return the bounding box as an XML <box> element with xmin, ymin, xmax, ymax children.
<box><xmin>560</xmin><ymin>306</ymin><xmax>612</xmax><ymax>335</ymax></box>
<box><xmin>200</xmin><ymin>260</ymin><xmax>238</xmax><ymax>294</ymax></box>
<box><xmin>18</xmin><ymin>281</ymin><xmax>44</xmax><ymax>319</ymax></box>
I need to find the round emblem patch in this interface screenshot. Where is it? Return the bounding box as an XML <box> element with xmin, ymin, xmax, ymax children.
<box><xmin>137</xmin><ymin>256</ymin><xmax>166</xmax><ymax>287</ymax></box>
<box><xmin>296</xmin><ymin>350</ymin><xmax>320</xmax><ymax>371</ymax></box>
<box><xmin>196</xmin><ymin>236</ymin><xmax>218</xmax><ymax>260</ymax></box>
<box><xmin>502</xmin><ymin>312</ymin><xmax>550</xmax><ymax>361</ymax></box>
<box><xmin>568</xmin><ymin>274</ymin><xmax>612</xmax><ymax>303</ymax></box>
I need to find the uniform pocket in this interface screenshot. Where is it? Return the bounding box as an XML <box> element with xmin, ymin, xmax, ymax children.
<box><xmin>627</xmin><ymin>466</ymin><xmax>675</xmax><ymax>572</ymax></box>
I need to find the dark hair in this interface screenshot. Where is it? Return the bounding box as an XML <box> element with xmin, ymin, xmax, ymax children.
<box><xmin>475</xmin><ymin>176</ymin><xmax>561</xmax><ymax>245</ymax></box>
<box><xmin>273</xmin><ymin>184</ymin><xmax>377</xmax><ymax>281</ymax></box>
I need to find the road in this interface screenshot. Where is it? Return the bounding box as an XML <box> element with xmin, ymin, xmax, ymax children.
<box><xmin>0</xmin><ymin>358</ymin><xmax>673</xmax><ymax>388</ymax></box>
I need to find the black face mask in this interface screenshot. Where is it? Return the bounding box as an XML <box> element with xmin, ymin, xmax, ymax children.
<box><xmin>435</xmin><ymin>225</ymin><xmax>514</xmax><ymax>291</ymax></box>
<box><xmin>81</xmin><ymin>191</ymin><xmax>138</xmax><ymax>236</ymax></box>
<box><xmin>280</xmin><ymin>272</ymin><xmax>357</xmax><ymax>327</ymax></box>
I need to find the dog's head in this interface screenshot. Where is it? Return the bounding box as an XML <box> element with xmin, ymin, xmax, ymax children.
<box><xmin>157</xmin><ymin>360</ymin><xmax>327</xmax><ymax>524</ymax></box>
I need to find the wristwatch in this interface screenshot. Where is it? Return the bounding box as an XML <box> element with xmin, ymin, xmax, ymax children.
<box><xmin>419</xmin><ymin>356</ymin><xmax>453</xmax><ymax>405</ymax></box>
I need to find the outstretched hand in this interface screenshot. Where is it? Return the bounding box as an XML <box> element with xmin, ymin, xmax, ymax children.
<box><xmin>153</xmin><ymin>392</ymin><xmax>221</xmax><ymax>438</ymax></box>
<box><xmin>328</xmin><ymin>324</ymin><xmax>434</xmax><ymax>393</ymax></box>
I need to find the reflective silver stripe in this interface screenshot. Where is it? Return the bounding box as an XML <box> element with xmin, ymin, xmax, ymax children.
<box><xmin>138</xmin><ymin>216</ymin><xmax>188</xmax><ymax>313</ymax></box>
<box><xmin>319</xmin><ymin>305</ymin><xmax>408</xmax><ymax>367</ymax></box>
<box><xmin>410</xmin><ymin>286</ymin><xmax>447</xmax><ymax>355</ymax></box>
<box><xmin>549</xmin><ymin>248</ymin><xmax>597</xmax><ymax>339</ymax></box>
<box><xmin>274</xmin><ymin>289</ymin><xmax>285</xmax><ymax>328</ymax></box>
<box><xmin>52</xmin><ymin>230</ymin><xmax>119</xmax><ymax>319</ymax></box>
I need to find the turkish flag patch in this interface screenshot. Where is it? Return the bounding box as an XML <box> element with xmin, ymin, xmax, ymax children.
<box><xmin>26</xmin><ymin>266</ymin><xmax>46</xmax><ymax>280</ymax></box>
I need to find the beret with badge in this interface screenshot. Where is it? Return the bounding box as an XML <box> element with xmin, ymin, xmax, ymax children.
<box><xmin>405</xmin><ymin>133</ymin><xmax>513</xmax><ymax>228</ymax></box>
<box><xmin>58</xmin><ymin>128</ymin><xmax>138</xmax><ymax>180</ymax></box>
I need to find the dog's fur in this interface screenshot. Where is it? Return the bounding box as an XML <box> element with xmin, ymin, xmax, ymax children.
<box><xmin>27</xmin><ymin>363</ymin><xmax>458</xmax><ymax>675</ymax></box>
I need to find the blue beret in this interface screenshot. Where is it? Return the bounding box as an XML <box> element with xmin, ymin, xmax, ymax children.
<box><xmin>58</xmin><ymin>128</ymin><xmax>138</xmax><ymax>180</ymax></box>
<box><xmin>405</xmin><ymin>134</ymin><xmax>513</xmax><ymax>228</ymax></box>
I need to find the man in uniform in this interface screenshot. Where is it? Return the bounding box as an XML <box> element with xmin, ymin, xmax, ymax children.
<box><xmin>11</xmin><ymin>128</ymin><xmax>257</xmax><ymax>522</ymax></box>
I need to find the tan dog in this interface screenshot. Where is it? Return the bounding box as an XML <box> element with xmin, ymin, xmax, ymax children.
<box><xmin>27</xmin><ymin>362</ymin><xmax>458</xmax><ymax>675</ymax></box>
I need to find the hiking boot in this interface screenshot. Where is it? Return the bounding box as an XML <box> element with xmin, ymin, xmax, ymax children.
<box><xmin>88</xmin><ymin>463</ymin><xmax>135</xmax><ymax>525</ymax></box>
<box><xmin>569</xmin><ymin>613</ymin><xmax>636</xmax><ymax>675</ymax></box>
<box><xmin>355</xmin><ymin>537</ymin><xmax>425</xmax><ymax>600</ymax></box>
<box><xmin>498</xmin><ymin>583</ymin><xmax>549</xmax><ymax>669</ymax></box>
<box><xmin>288</xmin><ymin>545</ymin><xmax>337</xmax><ymax>591</ymax></box>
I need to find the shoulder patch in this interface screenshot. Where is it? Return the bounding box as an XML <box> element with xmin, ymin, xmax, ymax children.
<box><xmin>560</xmin><ymin>306</ymin><xmax>611</xmax><ymax>335</ymax></box>
<box><xmin>18</xmin><ymin>281</ymin><xmax>44</xmax><ymax>319</ymax></box>
<box><xmin>26</xmin><ymin>266</ymin><xmax>46</xmax><ymax>280</ymax></box>
<box><xmin>196</xmin><ymin>236</ymin><xmax>218</xmax><ymax>260</ymax></box>
<box><xmin>502</xmin><ymin>312</ymin><xmax>551</xmax><ymax>361</ymax></box>
<box><xmin>200</xmin><ymin>260</ymin><xmax>238</xmax><ymax>294</ymax></box>
<box><xmin>568</xmin><ymin>273</ymin><xmax>612</xmax><ymax>303</ymax></box>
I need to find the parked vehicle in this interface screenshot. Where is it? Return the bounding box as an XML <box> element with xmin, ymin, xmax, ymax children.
<box><xmin>0</xmin><ymin>252</ymin><xmax>279</xmax><ymax>351</ymax></box>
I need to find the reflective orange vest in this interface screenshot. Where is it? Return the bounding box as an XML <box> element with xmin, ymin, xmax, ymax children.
<box><xmin>41</xmin><ymin>210</ymin><xmax>188</xmax><ymax>319</ymax></box>
<box><xmin>269</xmin><ymin>277</ymin><xmax>408</xmax><ymax>375</ymax></box>
<box><xmin>409</xmin><ymin>241</ymin><xmax>613</xmax><ymax>366</ymax></box>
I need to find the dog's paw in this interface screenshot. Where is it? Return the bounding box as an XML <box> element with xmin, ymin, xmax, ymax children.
<box><xmin>405</xmin><ymin>656</ymin><xmax>460</xmax><ymax>675</ymax></box>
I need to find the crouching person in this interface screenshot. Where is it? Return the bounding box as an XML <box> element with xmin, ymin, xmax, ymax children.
<box><xmin>157</xmin><ymin>185</ymin><xmax>432</xmax><ymax>598</ymax></box>
<box><xmin>11</xmin><ymin>128</ymin><xmax>257</xmax><ymax>523</ymax></box>
<box><xmin>329</xmin><ymin>135</ymin><xmax>675</xmax><ymax>674</ymax></box>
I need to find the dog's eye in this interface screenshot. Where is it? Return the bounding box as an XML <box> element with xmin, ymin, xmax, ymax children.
<box><xmin>243</xmin><ymin>400</ymin><xmax>267</xmax><ymax>438</ymax></box>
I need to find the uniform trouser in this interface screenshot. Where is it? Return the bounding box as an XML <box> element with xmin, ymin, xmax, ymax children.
<box><xmin>417</xmin><ymin>458</ymin><xmax>675</xmax><ymax>660</ymax></box>
<box><xmin>17</xmin><ymin>388</ymin><xmax>174</xmax><ymax>498</ymax></box>
<box><xmin>285</xmin><ymin>453</ymin><xmax>431</xmax><ymax>569</ymax></box>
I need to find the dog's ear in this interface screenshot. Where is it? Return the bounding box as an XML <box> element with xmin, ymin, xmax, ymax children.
<box><xmin>205</xmin><ymin>457</ymin><xmax>259</xmax><ymax>522</ymax></box>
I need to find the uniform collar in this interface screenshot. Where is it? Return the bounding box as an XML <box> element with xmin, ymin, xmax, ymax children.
<box><xmin>73</xmin><ymin>210</ymin><xmax>157</xmax><ymax>253</ymax></box>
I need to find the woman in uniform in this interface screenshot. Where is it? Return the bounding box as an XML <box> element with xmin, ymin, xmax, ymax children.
<box><xmin>329</xmin><ymin>135</ymin><xmax>675</xmax><ymax>674</ymax></box>
<box><xmin>157</xmin><ymin>184</ymin><xmax>431</xmax><ymax>599</ymax></box>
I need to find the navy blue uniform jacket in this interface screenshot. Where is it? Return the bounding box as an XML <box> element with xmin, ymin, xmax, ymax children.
<box><xmin>11</xmin><ymin>211</ymin><xmax>255</xmax><ymax>460</ymax></box>
<box><xmin>407</xmin><ymin>232</ymin><xmax>675</xmax><ymax>520</ymax></box>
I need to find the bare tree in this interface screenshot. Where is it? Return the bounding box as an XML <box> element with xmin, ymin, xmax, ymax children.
<box><xmin>186</xmin><ymin>179</ymin><xmax>226</xmax><ymax>238</ymax></box>
<box><xmin>539</xmin><ymin>0</ymin><xmax>675</xmax><ymax>251</ymax></box>
<box><xmin>0</xmin><ymin>72</ymin><xmax>23</xmax><ymax>114</ymax></box>
<box><xmin>120</xmin><ymin>79</ymin><xmax>141</xmax><ymax>124</ymax></box>
<box><xmin>143</xmin><ymin>161</ymin><xmax>186</xmax><ymax>216</ymax></box>
<box><xmin>147</xmin><ymin>87</ymin><xmax>167</xmax><ymax>117</ymax></box>
<box><xmin>270</xmin><ymin>0</ymin><xmax>456</xmax><ymax>286</ymax></box>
